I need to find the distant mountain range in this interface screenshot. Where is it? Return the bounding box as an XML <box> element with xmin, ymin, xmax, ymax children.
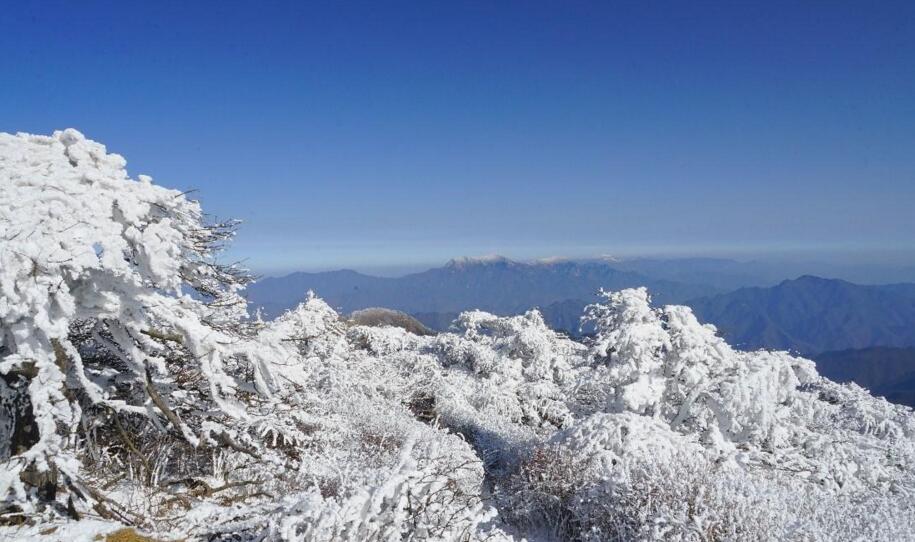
<box><xmin>247</xmin><ymin>258</ymin><xmax>915</xmax><ymax>408</ymax></box>
<box><xmin>689</xmin><ymin>276</ymin><xmax>915</xmax><ymax>355</ymax></box>
<box><xmin>247</xmin><ymin>258</ymin><xmax>915</xmax><ymax>357</ymax></box>
<box><xmin>591</xmin><ymin>256</ymin><xmax>915</xmax><ymax>290</ymax></box>
<box><xmin>814</xmin><ymin>347</ymin><xmax>915</xmax><ymax>408</ymax></box>
<box><xmin>606</xmin><ymin>257</ymin><xmax>783</xmax><ymax>291</ymax></box>
<box><xmin>246</xmin><ymin>256</ymin><xmax>719</xmax><ymax>322</ymax></box>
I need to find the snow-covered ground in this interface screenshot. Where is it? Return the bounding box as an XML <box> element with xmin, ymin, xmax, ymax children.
<box><xmin>2</xmin><ymin>130</ymin><xmax>914</xmax><ymax>540</ymax></box>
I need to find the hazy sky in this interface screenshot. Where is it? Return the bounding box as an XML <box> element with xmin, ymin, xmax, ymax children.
<box><xmin>2</xmin><ymin>1</ymin><xmax>914</xmax><ymax>274</ymax></box>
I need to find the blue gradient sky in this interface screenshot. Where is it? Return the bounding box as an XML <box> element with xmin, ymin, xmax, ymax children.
<box><xmin>2</xmin><ymin>1</ymin><xmax>914</xmax><ymax>274</ymax></box>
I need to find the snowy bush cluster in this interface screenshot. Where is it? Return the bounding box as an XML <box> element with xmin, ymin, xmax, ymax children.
<box><xmin>2</xmin><ymin>130</ymin><xmax>914</xmax><ymax>540</ymax></box>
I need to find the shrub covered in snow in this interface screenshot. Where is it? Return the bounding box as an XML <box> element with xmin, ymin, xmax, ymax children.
<box><xmin>2</xmin><ymin>131</ymin><xmax>915</xmax><ymax>541</ymax></box>
<box><xmin>0</xmin><ymin>129</ymin><xmax>261</xmax><ymax>519</ymax></box>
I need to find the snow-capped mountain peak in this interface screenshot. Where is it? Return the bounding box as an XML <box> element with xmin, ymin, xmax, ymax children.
<box><xmin>445</xmin><ymin>254</ymin><xmax>516</xmax><ymax>268</ymax></box>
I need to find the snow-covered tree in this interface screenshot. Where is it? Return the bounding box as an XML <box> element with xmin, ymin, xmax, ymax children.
<box><xmin>582</xmin><ymin>288</ymin><xmax>671</xmax><ymax>414</ymax></box>
<box><xmin>0</xmin><ymin>129</ymin><xmax>261</xmax><ymax>519</ymax></box>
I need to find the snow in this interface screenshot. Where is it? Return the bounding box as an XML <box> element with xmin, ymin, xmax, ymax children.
<box><xmin>2</xmin><ymin>130</ymin><xmax>915</xmax><ymax>540</ymax></box>
<box><xmin>533</xmin><ymin>256</ymin><xmax>570</xmax><ymax>264</ymax></box>
<box><xmin>445</xmin><ymin>255</ymin><xmax>516</xmax><ymax>268</ymax></box>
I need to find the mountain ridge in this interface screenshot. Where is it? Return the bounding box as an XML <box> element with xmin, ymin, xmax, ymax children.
<box><xmin>688</xmin><ymin>276</ymin><xmax>915</xmax><ymax>355</ymax></box>
<box><xmin>814</xmin><ymin>347</ymin><xmax>915</xmax><ymax>407</ymax></box>
<box><xmin>246</xmin><ymin>257</ymin><xmax>720</xmax><ymax>321</ymax></box>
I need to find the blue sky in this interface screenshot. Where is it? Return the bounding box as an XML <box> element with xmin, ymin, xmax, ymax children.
<box><xmin>2</xmin><ymin>1</ymin><xmax>914</xmax><ymax>274</ymax></box>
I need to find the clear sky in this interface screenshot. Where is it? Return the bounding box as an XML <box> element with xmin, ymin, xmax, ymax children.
<box><xmin>2</xmin><ymin>1</ymin><xmax>914</xmax><ymax>275</ymax></box>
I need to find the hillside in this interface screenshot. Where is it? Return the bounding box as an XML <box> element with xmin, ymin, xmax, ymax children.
<box><xmin>688</xmin><ymin>276</ymin><xmax>915</xmax><ymax>355</ymax></box>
